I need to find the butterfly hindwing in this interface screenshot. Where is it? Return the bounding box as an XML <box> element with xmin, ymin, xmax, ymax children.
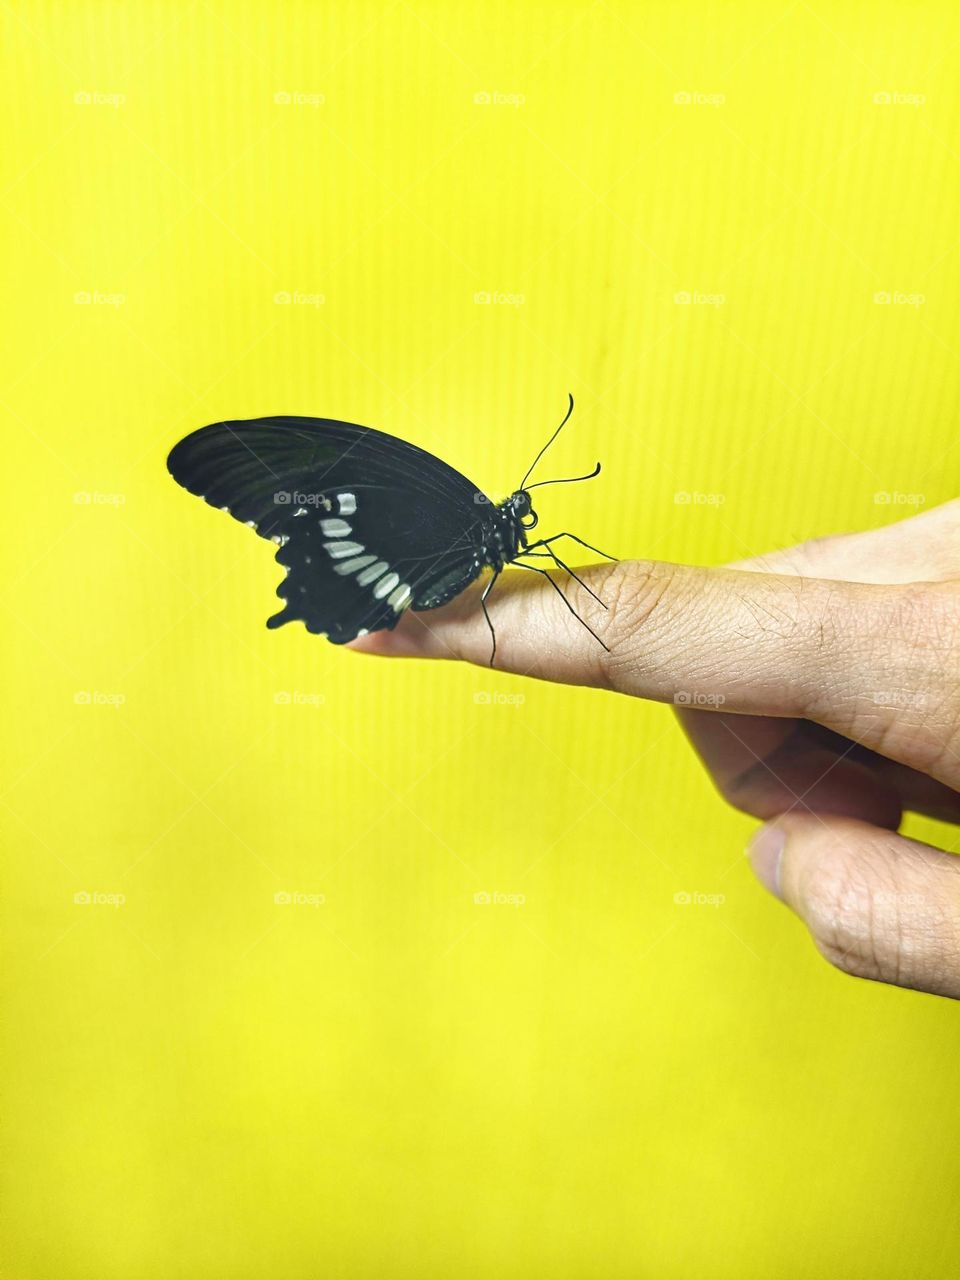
<box><xmin>167</xmin><ymin>416</ymin><xmax>491</xmax><ymax>642</ymax></box>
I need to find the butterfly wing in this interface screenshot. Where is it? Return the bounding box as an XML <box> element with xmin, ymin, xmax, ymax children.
<box><xmin>167</xmin><ymin>416</ymin><xmax>491</xmax><ymax>642</ymax></box>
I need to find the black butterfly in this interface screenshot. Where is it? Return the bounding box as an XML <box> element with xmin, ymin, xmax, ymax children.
<box><xmin>166</xmin><ymin>395</ymin><xmax>612</xmax><ymax>664</ymax></box>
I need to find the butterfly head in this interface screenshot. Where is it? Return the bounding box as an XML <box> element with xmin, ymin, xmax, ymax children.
<box><xmin>504</xmin><ymin>488</ymin><xmax>539</xmax><ymax>530</ymax></box>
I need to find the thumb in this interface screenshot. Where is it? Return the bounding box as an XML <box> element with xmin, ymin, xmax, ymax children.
<box><xmin>748</xmin><ymin>816</ymin><xmax>960</xmax><ymax>999</ymax></box>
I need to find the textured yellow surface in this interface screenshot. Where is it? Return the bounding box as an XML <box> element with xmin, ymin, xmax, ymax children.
<box><xmin>3</xmin><ymin>2</ymin><xmax>960</xmax><ymax>1277</ymax></box>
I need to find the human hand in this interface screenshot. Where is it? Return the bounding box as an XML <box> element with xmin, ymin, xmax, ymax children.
<box><xmin>350</xmin><ymin>500</ymin><xmax>960</xmax><ymax>1000</ymax></box>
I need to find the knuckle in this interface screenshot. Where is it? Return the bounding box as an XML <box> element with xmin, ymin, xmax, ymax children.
<box><xmin>800</xmin><ymin>851</ymin><xmax>902</xmax><ymax>985</ymax></box>
<box><xmin>881</xmin><ymin>583</ymin><xmax>960</xmax><ymax>768</ymax></box>
<box><xmin>801</xmin><ymin>581</ymin><xmax>960</xmax><ymax>744</ymax></box>
<box><xmin>599</xmin><ymin>559</ymin><xmax>682</xmax><ymax>685</ymax></box>
<box><xmin>797</xmin><ymin>836</ymin><xmax>960</xmax><ymax>992</ymax></box>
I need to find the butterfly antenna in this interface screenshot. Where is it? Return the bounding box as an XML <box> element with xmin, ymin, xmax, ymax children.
<box><xmin>525</xmin><ymin>460</ymin><xmax>601</xmax><ymax>492</ymax></box>
<box><xmin>520</xmin><ymin>393</ymin><xmax>576</xmax><ymax>490</ymax></box>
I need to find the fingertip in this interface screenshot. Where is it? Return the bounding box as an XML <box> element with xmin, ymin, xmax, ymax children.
<box><xmin>344</xmin><ymin>630</ymin><xmax>419</xmax><ymax>658</ymax></box>
<box><xmin>345</xmin><ymin>607</ymin><xmax>460</xmax><ymax>658</ymax></box>
<box><xmin>747</xmin><ymin>823</ymin><xmax>786</xmax><ymax>899</ymax></box>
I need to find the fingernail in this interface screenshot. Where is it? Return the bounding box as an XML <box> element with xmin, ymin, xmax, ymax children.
<box><xmin>747</xmin><ymin>824</ymin><xmax>786</xmax><ymax>899</ymax></box>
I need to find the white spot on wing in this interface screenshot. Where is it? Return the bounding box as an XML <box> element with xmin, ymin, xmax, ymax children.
<box><xmin>293</xmin><ymin>507</ymin><xmax>308</xmax><ymax>517</ymax></box>
<box><xmin>324</xmin><ymin>540</ymin><xmax>364</xmax><ymax>559</ymax></box>
<box><xmin>321</xmin><ymin>518</ymin><xmax>352</xmax><ymax>537</ymax></box>
<box><xmin>357</xmin><ymin>560</ymin><xmax>387</xmax><ymax>586</ymax></box>
<box><xmin>334</xmin><ymin>554</ymin><xmax>376</xmax><ymax>576</ymax></box>
<box><xmin>374</xmin><ymin>571</ymin><xmax>400</xmax><ymax>599</ymax></box>
<box><xmin>338</xmin><ymin>492</ymin><xmax>357</xmax><ymax>515</ymax></box>
<box><xmin>389</xmin><ymin>583</ymin><xmax>412</xmax><ymax>611</ymax></box>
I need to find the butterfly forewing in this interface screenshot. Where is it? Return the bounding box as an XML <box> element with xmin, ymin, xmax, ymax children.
<box><xmin>167</xmin><ymin>416</ymin><xmax>491</xmax><ymax>642</ymax></box>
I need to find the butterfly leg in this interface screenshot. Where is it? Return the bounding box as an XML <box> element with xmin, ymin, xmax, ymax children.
<box><xmin>480</xmin><ymin>567</ymin><xmax>501</xmax><ymax>667</ymax></box>
<box><xmin>525</xmin><ymin>531</ymin><xmax>618</xmax><ymax>562</ymax></box>
<box><xmin>512</xmin><ymin>562</ymin><xmax>610</xmax><ymax>652</ymax></box>
<box><xmin>520</xmin><ymin>546</ymin><xmax>607</xmax><ymax>609</ymax></box>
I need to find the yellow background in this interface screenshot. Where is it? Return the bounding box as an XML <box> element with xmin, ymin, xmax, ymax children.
<box><xmin>3</xmin><ymin>2</ymin><xmax>960</xmax><ymax>1276</ymax></box>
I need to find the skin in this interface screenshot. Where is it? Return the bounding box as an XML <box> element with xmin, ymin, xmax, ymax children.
<box><xmin>350</xmin><ymin>498</ymin><xmax>960</xmax><ymax>1001</ymax></box>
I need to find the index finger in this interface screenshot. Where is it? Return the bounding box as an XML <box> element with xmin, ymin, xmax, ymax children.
<box><xmin>349</xmin><ymin>558</ymin><xmax>960</xmax><ymax>787</ymax></box>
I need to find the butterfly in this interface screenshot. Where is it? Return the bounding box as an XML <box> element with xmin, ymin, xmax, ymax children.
<box><xmin>166</xmin><ymin>395</ymin><xmax>612</xmax><ymax>664</ymax></box>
